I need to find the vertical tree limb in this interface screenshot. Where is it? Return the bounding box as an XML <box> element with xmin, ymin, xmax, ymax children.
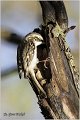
<box><xmin>34</xmin><ymin>1</ymin><xmax>79</xmax><ymax>119</ymax></box>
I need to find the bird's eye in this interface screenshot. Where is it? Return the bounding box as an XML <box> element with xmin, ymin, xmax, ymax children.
<box><xmin>34</xmin><ymin>37</ymin><xmax>37</xmax><ymax>40</ymax></box>
<box><xmin>30</xmin><ymin>42</ymin><xmax>33</xmax><ymax>45</ymax></box>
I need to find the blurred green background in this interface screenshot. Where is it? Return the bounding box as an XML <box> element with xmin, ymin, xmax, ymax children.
<box><xmin>1</xmin><ymin>1</ymin><xmax>79</xmax><ymax>120</ymax></box>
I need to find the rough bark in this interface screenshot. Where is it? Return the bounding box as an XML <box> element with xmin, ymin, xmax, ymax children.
<box><xmin>29</xmin><ymin>1</ymin><xmax>79</xmax><ymax>119</ymax></box>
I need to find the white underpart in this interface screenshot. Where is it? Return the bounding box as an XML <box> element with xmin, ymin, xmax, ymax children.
<box><xmin>29</xmin><ymin>41</ymin><xmax>42</xmax><ymax>69</ymax></box>
<box><xmin>28</xmin><ymin>43</ymin><xmax>46</xmax><ymax>95</ymax></box>
<box><xmin>34</xmin><ymin>41</ymin><xmax>42</xmax><ymax>47</ymax></box>
<box><xmin>29</xmin><ymin>47</ymin><xmax>38</xmax><ymax>70</ymax></box>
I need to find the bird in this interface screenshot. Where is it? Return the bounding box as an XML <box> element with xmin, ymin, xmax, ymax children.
<box><xmin>17</xmin><ymin>32</ymin><xmax>46</xmax><ymax>96</ymax></box>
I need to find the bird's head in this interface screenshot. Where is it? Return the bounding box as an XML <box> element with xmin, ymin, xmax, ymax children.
<box><xmin>25</xmin><ymin>32</ymin><xmax>44</xmax><ymax>46</ymax></box>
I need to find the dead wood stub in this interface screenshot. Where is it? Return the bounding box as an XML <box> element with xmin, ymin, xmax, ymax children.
<box><xmin>28</xmin><ymin>1</ymin><xmax>79</xmax><ymax>119</ymax></box>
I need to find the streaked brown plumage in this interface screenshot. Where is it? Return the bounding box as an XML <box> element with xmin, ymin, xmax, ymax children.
<box><xmin>17</xmin><ymin>32</ymin><xmax>46</xmax><ymax>95</ymax></box>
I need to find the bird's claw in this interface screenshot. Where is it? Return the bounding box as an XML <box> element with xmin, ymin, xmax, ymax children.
<box><xmin>39</xmin><ymin>57</ymin><xmax>50</xmax><ymax>69</ymax></box>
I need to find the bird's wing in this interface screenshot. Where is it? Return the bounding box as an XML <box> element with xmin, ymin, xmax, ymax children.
<box><xmin>17</xmin><ymin>40</ymin><xmax>35</xmax><ymax>79</ymax></box>
<box><xmin>17</xmin><ymin>43</ymin><xmax>23</xmax><ymax>79</ymax></box>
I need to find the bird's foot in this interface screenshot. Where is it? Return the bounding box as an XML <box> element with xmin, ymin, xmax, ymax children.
<box><xmin>39</xmin><ymin>57</ymin><xmax>50</xmax><ymax>68</ymax></box>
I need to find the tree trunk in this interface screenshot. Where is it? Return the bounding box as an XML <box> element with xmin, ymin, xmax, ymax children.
<box><xmin>29</xmin><ymin>1</ymin><xmax>79</xmax><ymax>119</ymax></box>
